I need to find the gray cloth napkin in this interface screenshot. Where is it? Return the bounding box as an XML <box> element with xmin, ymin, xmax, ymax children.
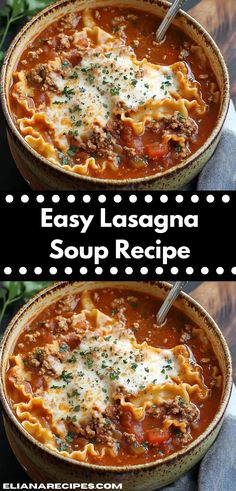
<box><xmin>197</xmin><ymin>130</ymin><xmax>236</xmax><ymax>190</ymax></box>
<box><xmin>183</xmin><ymin>129</ymin><xmax>236</xmax><ymax>190</ymax></box>
<box><xmin>183</xmin><ymin>100</ymin><xmax>236</xmax><ymax>190</ymax></box>
<box><xmin>162</xmin><ymin>414</ymin><xmax>236</xmax><ymax>491</ymax></box>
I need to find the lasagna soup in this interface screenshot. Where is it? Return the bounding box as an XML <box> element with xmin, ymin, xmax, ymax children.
<box><xmin>10</xmin><ymin>6</ymin><xmax>220</xmax><ymax>179</ymax></box>
<box><xmin>6</xmin><ymin>287</ymin><xmax>222</xmax><ymax>466</ymax></box>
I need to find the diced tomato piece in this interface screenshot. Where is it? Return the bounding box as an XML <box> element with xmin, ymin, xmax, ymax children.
<box><xmin>145</xmin><ymin>143</ymin><xmax>169</xmax><ymax>160</ymax></box>
<box><xmin>144</xmin><ymin>428</ymin><xmax>170</xmax><ymax>445</ymax></box>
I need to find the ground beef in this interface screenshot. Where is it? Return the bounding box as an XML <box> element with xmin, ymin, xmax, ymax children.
<box><xmin>81</xmin><ymin>126</ymin><xmax>118</xmax><ymax>163</ymax></box>
<box><xmin>178</xmin><ymin>48</ymin><xmax>189</xmax><ymax>60</ymax></box>
<box><xmin>123</xmin><ymin>432</ymin><xmax>138</xmax><ymax>444</ymax></box>
<box><xmin>58</xmin><ymin>12</ymin><xmax>80</xmax><ymax>31</ymax></box>
<box><xmin>112</xmin><ymin>16</ymin><xmax>125</xmax><ymax>25</ymax></box>
<box><xmin>53</xmin><ymin>315</ymin><xmax>69</xmax><ymax>334</ymax></box>
<box><xmin>124</xmin><ymin>146</ymin><xmax>136</xmax><ymax>158</ymax></box>
<box><xmin>78</xmin><ymin>415</ymin><xmax>118</xmax><ymax>448</ymax></box>
<box><xmin>24</xmin><ymin>330</ymin><xmax>41</xmax><ymax>343</ymax></box>
<box><xmin>160</xmin><ymin>112</ymin><xmax>198</xmax><ymax>159</ymax></box>
<box><xmin>180</xmin><ymin>332</ymin><xmax>191</xmax><ymax>343</ymax></box>
<box><xmin>162</xmin><ymin>112</ymin><xmax>198</xmax><ymax>138</ymax></box>
<box><xmin>23</xmin><ymin>348</ymin><xmax>44</xmax><ymax>368</ymax></box>
<box><xmin>23</xmin><ymin>343</ymin><xmax>64</xmax><ymax>375</ymax></box>
<box><xmin>56</xmin><ymin>294</ymin><xmax>79</xmax><ymax>314</ymax></box>
<box><xmin>57</xmin><ymin>33</ymin><xmax>71</xmax><ymax>50</ymax></box>
<box><xmin>163</xmin><ymin>396</ymin><xmax>200</xmax><ymax>424</ymax></box>
<box><xmin>27</xmin><ymin>59</ymin><xmax>63</xmax><ymax>91</ymax></box>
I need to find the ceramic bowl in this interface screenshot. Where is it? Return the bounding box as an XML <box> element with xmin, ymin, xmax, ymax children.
<box><xmin>0</xmin><ymin>0</ymin><xmax>230</xmax><ymax>190</ymax></box>
<box><xmin>0</xmin><ymin>281</ymin><xmax>233</xmax><ymax>489</ymax></box>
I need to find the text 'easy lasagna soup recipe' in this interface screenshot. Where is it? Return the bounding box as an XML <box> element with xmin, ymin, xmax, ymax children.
<box><xmin>10</xmin><ymin>6</ymin><xmax>220</xmax><ymax>180</ymax></box>
<box><xmin>6</xmin><ymin>287</ymin><xmax>222</xmax><ymax>465</ymax></box>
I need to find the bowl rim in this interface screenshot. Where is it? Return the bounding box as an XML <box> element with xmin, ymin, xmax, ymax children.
<box><xmin>0</xmin><ymin>0</ymin><xmax>230</xmax><ymax>186</ymax></box>
<box><xmin>0</xmin><ymin>280</ymin><xmax>233</xmax><ymax>473</ymax></box>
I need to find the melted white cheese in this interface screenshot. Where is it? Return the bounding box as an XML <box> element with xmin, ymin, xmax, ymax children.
<box><xmin>45</xmin><ymin>44</ymin><xmax>178</xmax><ymax>149</ymax></box>
<box><xmin>42</xmin><ymin>325</ymin><xmax>179</xmax><ymax>435</ymax></box>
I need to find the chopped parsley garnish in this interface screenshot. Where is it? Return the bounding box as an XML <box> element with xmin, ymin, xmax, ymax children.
<box><xmin>65</xmin><ymin>432</ymin><xmax>76</xmax><ymax>443</ymax></box>
<box><xmin>67</xmin><ymin>146</ymin><xmax>77</xmax><ymax>157</ymax></box>
<box><xmin>110</xmin><ymin>370</ymin><xmax>120</xmax><ymax>380</ymax></box>
<box><xmin>59</xmin><ymin>344</ymin><xmax>68</xmax><ymax>352</ymax></box>
<box><xmin>131</xmin><ymin>363</ymin><xmax>138</xmax><ymax>370</ymax></box>
<box><xmin>110</xmin><ymin>86</ymin><xmax>120</xmax><ymax>96</ymax></box>
<box><xmin>68</xmin><ymin>389</ymin><xmax>80</xmax><ymax>397</ymax></box>
<box><xmin>86</xmin><ymin>74</ymin><xmax>95</xmax><ymax>83</ymax></box>
<box><xmin>60</xmin><ymin>370</ymin><xmax>73</xmax><ymax>384</ymax></box>
<box><xmin>173</xmin><ymin>427</ymin><xmax>183</xmax><ymax>438</ymax></box>
<box><xmin>104</xmin><ymin>336</ymin><xmax>112</xmax><ymax>341</ymax></box>
<box><xmin>131</xmin><ymin>79</ymin><xmax>138</xmax><ymax>87</ymax></box>
<box><xmin>86</xmin><ymin>358</ymin><xmax>94</xmax><ymax>369</ymax></box>
<box><xmin>58</xmin><ymin>442</ymin><xmax>68</xmax><ymax>452</ymax></box>
<box><xmin>68</xmin><ymin>354</ymin><xmax>77</xmax><ymax>363</ymax></box>
<box><xmin>177</xmin><ymin>112</ymin><xmax>186</xmax><ymax>122</ymax></box>
<box><xmin>62</xmin><ymin>86</ymin><xmax>75</xmax><ymax>98</ymax></box>
<box><xmin>74</xmin><ymin>104</ymin><xmax>82</xmax><ymax>112</ymax></box>
<box><xmin>178</xmin><ymin>397</ymin><xmax>186</xmax><ymax>407</ymax></box>
<box><xmin>74</xmin><ymin>405</ymin><xmax>81</xmax><ymax>412</ymax></box>
<box><xmin>69</xmin><ymin>72</ymin><xmax>79</xmax><ymax>79</ymax></box>
<box><xmin>58</xmin><ymin>151</ymin><xmax>70</xmax><ymax>166</ymax></box>
<box><xmin>62</xmin><ymin>60</ymin><xmax>70</xmax><ymax>69</ymax></box>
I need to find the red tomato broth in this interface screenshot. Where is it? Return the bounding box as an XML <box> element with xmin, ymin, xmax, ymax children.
<box><xmin>5</xmin><ymin>287</ymin><xmax>222</xmax><ymax>466</ymax></box>
<box><xmin>9</xmin><ymin>6</ymin><xmax>220</xmax><ymax>180</ymax></box>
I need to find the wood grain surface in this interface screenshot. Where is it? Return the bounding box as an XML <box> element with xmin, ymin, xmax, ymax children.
<box><xmin>188</xmin><ymin>0</ymin><xmax>236</xmax><ymax>104</ymax></box>
<box><xmin>190</xmin><ymin>282</ymin><xmax>236</xmax><ymax>382</ymax></box>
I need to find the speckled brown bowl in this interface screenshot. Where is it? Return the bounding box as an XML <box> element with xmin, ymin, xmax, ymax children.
<box><xmin>0</xmin><ymin>281</ymin><xmax>233</xmax><ymax>489</ymax></box>
<box><xmin>0</xmin><ymin>0</ymin><xmax>230</xmax><ymax>190</ymax></box>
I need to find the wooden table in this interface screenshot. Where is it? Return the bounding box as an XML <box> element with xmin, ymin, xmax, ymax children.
<box><xmin>190</xmin><ymin>282</ymin><xmax>236</xmax><ymax>382</ymax></box>
<box><xmin>187</xmin><ymin>0</ymin><xmax>236</xmax><ymax>104</ymax></box>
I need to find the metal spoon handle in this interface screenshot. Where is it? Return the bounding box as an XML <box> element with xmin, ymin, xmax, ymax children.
<box><xmin>156</xmin><ymin>0</ymin><xmax>187</xmax><ymax>43</ymax></box>
<box><xmin>156</xmin><ymin>281</ymin><xmax>188</xmax><ymax>325</ymax></box>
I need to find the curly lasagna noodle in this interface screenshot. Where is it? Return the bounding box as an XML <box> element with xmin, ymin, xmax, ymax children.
<box><xmin>6</xmin><ymin>287</ymin><xmax>222</xmax><ymax>465</ymax></box>
<box><xmin>10</xmin><ymin>6</ymin><xmax>220</xmax><ymax>179</ymax></box>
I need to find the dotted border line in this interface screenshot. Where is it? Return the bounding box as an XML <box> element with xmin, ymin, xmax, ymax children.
<box><xmin>2</xmin><ymin>193</ymin><xmax>231</xmax><ymax>204</ymax></box>
<box><xmin>2</xmin><ymin>266</ymin><xmax>236</xmax><ymax>276</ymax></box>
